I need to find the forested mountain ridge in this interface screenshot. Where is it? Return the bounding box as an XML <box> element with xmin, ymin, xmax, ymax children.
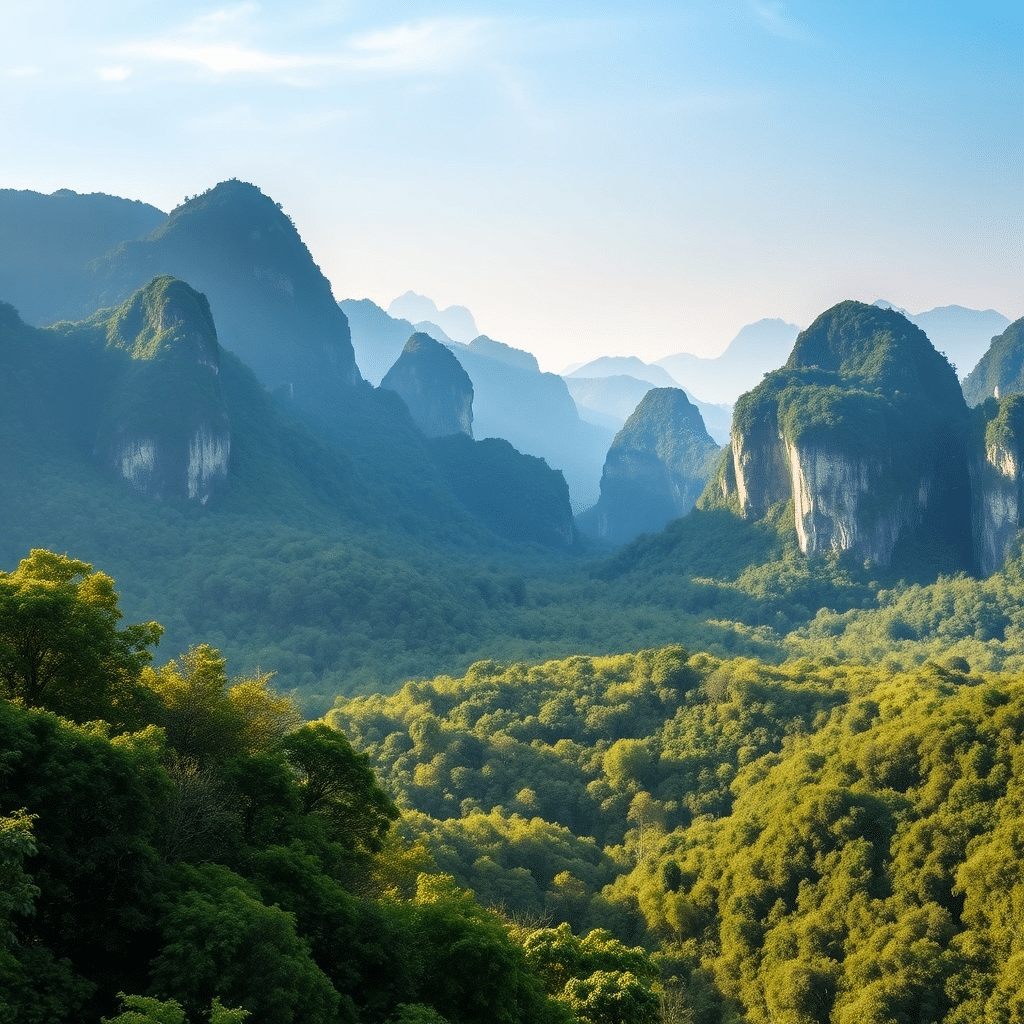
<box><xmin>961</xmin><ymin>316</ymin><xmax>1024</xmax><ymax>407</ymax></box>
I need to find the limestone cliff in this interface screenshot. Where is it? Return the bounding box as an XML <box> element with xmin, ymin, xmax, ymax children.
<box><xmin>585</xmin><ymin>388</ymin><xmax>722</xmax><ymax>544</ymax></box>
<box><xmin>971</xmin><ymin>395</ymin><xmax>1024</xmax><ymax>576</ymax></box>
<box><xmin>91</xmin><ymin>276</ymin><xmax>231</xmax><ymax>503</ymax></box>
<box><xmin>720</xmin><ymin>300</ymin><xmax>972</xmax><ymax>568</ymax></box>
<box><xmin>380</xmin><ymin>332</ymin><xmax>473</xmax><ymax>438</ymax></box>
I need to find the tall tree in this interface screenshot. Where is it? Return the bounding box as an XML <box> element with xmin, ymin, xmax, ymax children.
<box><xmin>0</xmin><ymin>550</ymin><xmax>162</xmax><ymax>725</ymax></box>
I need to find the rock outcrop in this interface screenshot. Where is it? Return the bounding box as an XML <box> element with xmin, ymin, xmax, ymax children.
<box><xmin>971</xmin><ymin>394</ymin><xmax>1024</xmax><ymax>576</ymax></box>
<box><xmin>584</xmin><ymin>388</ymin><xmax>721</xmax><ymax>544</ymax></box>
<box><xmin>380</xmin><ymin>333</ymin><xmax>473</xmax><ymax>438</ymax></box>
<box><xmin>91</xmin><ymin>276</ymin><xmax>230</xmax><ymax>503</ymax></box>
<box><xmin>719</xmin><ymin>300</ymin><xmax>972</xmax><ymax>568</ymax></box>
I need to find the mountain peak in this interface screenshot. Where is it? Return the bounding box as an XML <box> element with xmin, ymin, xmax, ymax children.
<box><xmin>86</xmin><ymin>179</ymin><xmax>361</xmax><ymax>403</ymax></box>
<box><xmin>381</xmin><ymin>332</ymin><xmax>474</xmax><ymax>438</ymax></box>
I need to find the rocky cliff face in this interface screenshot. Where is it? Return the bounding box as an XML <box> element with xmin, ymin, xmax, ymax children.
<box><xmin>785</xmin><ymin>445</ymin><xmax>929</xmax><ymax>564</ymax></box>
<box><xmin>92</xmin><ymin>276</ymin><xmax>231</xmax><ymax>503</ymax></box>
<box><xmin>380</xmin><ymin>332</ymin><xmax>473</xmax><ymax>438</ymax></box>
<box><xmin>972</xmin><ymin>443</ymin><xmax>1020</xmax><ymax>577</ymax></box>
<box><xmin>720</xmin><ymin>300</ymin><xmax>972</xmax><ymax>568</ymax></box>
<box><xmin>970</xmin><ymin>395</ymin><xmax>1024</xmax><ymax>576</ymax></box>
<box><xmin>586</xmin><ymin>388</ymin><xmax>722</xmax><ymax>544</ymax></box>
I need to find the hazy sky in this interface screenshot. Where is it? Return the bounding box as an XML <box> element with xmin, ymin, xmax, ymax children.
<box><xmin>3</xmin><ymin>1</ymin><xmax>1021</xmax><ymax>370</ymax></box>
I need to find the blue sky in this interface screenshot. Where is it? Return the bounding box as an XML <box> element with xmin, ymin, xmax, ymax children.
<box><xmin>3</xmin><ymin>1</ymin><xmax>1021</xmax><ymax>370</ymax></box>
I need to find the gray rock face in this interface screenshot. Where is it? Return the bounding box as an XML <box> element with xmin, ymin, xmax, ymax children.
<box><xmin>970</xmin><ymin>395</ymin><xmax>1024</xmax><ymax>576</ymax></box>
<box><xmin>381</xmin><ymin>332</ymin><xmax>473</xmax><ymax>438</ymax></box>
<box><xmin>971</xmin><ymin>442</ymin><xmax>1021</xmax><ymax>577</ymax></box>
<box><xmin>94</xmin><ymin>276</ymin><xmax>231</xmax><ymax>503</ymax></box>
<box><xmin>785</xmin><ymin>445</ymin><xmax>927</xmax><ymax>564</ymax></box>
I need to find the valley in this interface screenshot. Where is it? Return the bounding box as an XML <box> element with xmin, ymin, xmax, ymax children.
<box><xmin>2</xmin><ymin>180</ymin><xmax>1024</xmax><ymax>1024</ymax></box>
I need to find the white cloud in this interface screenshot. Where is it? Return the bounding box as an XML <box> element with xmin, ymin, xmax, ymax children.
<box><xmin>97</xmin><ymin>66</ymin><xmax>132</xmax><ymax>82</ymax></box>
<box><xmin>747</xmin><ymin>2</ymin><xmax>817</xmax><ymax>43</ymax></box>
<box><xmin>125</xmin><ymin>41</ymin><xmax>310</xmax><ymax>76</ymax></box>
<box><xmin>112</xmin><ymin>13</ymin><xmax>499</xmax><ymax>83</ymax></box>
<box><xmin>345</xmin><ymin>18</ymin><xmax>496</xmax><ymax>75</ymax></box>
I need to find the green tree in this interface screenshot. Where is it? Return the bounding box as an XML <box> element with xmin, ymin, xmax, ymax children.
<box><xmin>102</xmin><ymin>993</ymin><xmax>250</xmax><ymax>1024</ymax></box>
<box><xmin>281</xmin><ymin>723</ymin><xmax>399</xmax><ymax>854</ymax></box>
<box><xmin>151</xmin><ymin>863</ymin><xmax>340</xmax><ymax>1024</ymax></box>
<box><xmin>0</xmin><ymin>550</ymin><xmax>162</xmax><ymax>725</ymax></box>
<box><xmin>0</xmin><ymin>809</ymin><xmax>38</xmax><ymax>945</ymax></box>
<box><xmin>562</xmin><ymin>971</ymin><xmax>660</xmax><ymax>1024</ymax></box>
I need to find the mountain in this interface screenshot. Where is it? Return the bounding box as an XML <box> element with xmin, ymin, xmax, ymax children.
<box><xmin>465</xmin><ymin>334</ymin><xmax>540</xmax><ymax>372</ymax></box>
<box><xmin>0</xmin><ymin>187</ymin><xmax>166</xmax><ymax>326</ymax></box>
<box><xmin>444</xmin><ymin>337</ymin><xmax>613</xmax><ymax>510</ymax></box>
<box><xmin>388</xmin><ymin>290</ymin><xmax>479</xmax><ymax>343</ymax></box>
<box><xmin>713</xmin><ymin>301</ymin><xmax>972</xmax><ymax>569</ymax></box>
<box><xmin>565</xmin><ymin>356</ymin><xmax>677</xmax><ymax>388</ymax></box>
<box><xmin>655</xmin><ymin>318</ymin><xmax>801</xmax><ymax>405</ymax></box>
<box><xmin>343</xmin><ymin>301</ymin><xmax>612</xmax><ymax>510</ymax></box>
<box><xmin>80</xmin><ymin>180</ymin><xmax>362</xmax><ymax>408</ymax></box>
<box><xmin>564</xmin><ymin>373</ymin><xmax>732</xmax><ymax>445</ymax></box>
<box><xmin>2</xmin><ymin>276</ymin><xmax>584</xmax><ymax>694</ymax></box>
<box><xmin>380</xmin><ymin>332</ymin><xmax>474</xmax><ymax>438</ymax></box>
<box><xmin>961</xmin><ymin>317</ymin><xmax>1024</xmax><ymax>407</ymax></box>
<box><xmin>563</xmin><ymin>375</ymin><xmax>655</xmax><ymax>430</ymax></box>
<box><xmin>578</xmin><ymin>388</ymin><xmax>722</xmax><ymax>545</ymax></box>
<box><xmin>81</xmin><ymin>276</ymin><xmax>231</xmax><ymax>503</ymax></box>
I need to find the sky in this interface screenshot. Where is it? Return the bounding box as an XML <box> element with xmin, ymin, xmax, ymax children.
<box><xmin>2</xmin><ymin>1</ymin><xmax>1021</xmax><ymax>372</ymax></box>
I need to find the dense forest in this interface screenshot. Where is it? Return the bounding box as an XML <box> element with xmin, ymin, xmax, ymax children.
<box><xmin>5</xmin><ymin>548</ymin><xmax>1024</xmax><ymax>1022</ymax></box>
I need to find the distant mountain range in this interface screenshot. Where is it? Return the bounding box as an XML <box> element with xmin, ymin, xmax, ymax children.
<box><xmin>563</xmin><ymin>362</ymin><xmax>732</xmax><ymax>445</ymax></box>
<box><xmin>341</xmin><ymin>298</ymin><xmax>612</xmax><ymax>510</ymax></box>
<box><xmin>654</xmin><ymin>319</ymin><xmax>802</xmax><ymax>406</ymax></box>
<box><xmin>2</xmin><ymin>181</ymin><xmax>1020</xmax><ymax>583</ymax></box>
<box><xmin>874</xmin><ymin>300</ymin><xmax>1011</xmax><ymax>378</ymax></box>
<box><xmin>387</xmin><ymin>291</ymin><xmax>479</xmax><ymax>343</ymax></box>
